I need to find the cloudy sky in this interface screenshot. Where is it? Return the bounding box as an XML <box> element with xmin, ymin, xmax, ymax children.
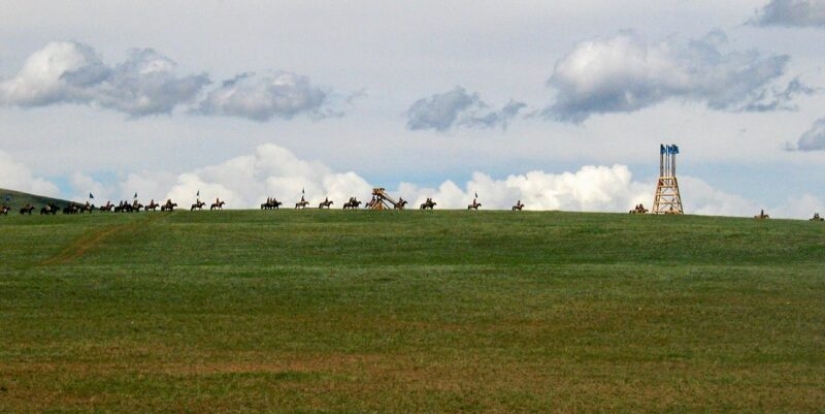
<box><xmin>1</xmin><ymin>0</ymin><xmax>824</xmax><ymax>217</ymax></box>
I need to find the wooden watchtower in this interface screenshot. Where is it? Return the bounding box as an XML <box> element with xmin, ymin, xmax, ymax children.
<box><xmin>652</xmin><ymin>144</ymin><xmax>684</xmax><ymax>215</ymax></box>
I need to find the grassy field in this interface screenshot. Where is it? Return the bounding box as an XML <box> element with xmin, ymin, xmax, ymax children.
<box><xmin>1</xmin><ymin>209</ymin><xmax>823</xmax><ymax>413</ymax></box>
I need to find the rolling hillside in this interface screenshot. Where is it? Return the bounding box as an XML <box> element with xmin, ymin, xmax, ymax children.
<box><xmin>1</xmin><ymin>210</ymin><xmax>823</xmax><ymax>413</ymax></box>
<box><xmin>0</xmin><ymin>187</ymin><xmax>73</xmax><ymax>212</ymax></box>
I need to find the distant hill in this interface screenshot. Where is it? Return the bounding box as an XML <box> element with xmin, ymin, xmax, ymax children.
<box><xmin>0</xmin><ymin>188</ymin><xmax>73</xmax><ymax>212</ymax></box>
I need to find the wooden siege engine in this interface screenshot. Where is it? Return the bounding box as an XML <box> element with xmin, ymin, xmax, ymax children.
<box><xmin>368</xmin><ymin>188</ymin><xmax>403</xmax><ymax>210</ymax></box>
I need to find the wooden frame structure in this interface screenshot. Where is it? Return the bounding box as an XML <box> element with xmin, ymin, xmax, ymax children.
<box><xmin>652</xmin><ymin>144</ymin><xmax>684</xmax><ymax>215</ymax></box>
<box><xmin>368</xmin><ymin>188</ymin><xmax>406</xmax><ymax>210</ymax></box>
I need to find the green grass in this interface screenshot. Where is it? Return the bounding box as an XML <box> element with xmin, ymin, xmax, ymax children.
<box><xmin>1</xmin><ymin>210</ymin><xmax>824</xmax><ymax>413</ymax></box>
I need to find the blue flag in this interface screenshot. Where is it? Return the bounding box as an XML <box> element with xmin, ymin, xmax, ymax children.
<box><xmin>672</xmin><ymin>144</ymin><xmax>679</xmax><ymax>154</ymax></box>
<box><xmin>660</xmin><ymin>144</ymin><xmax>666</xmax><ymax>155</ymax></box>
<box><xmin>89</xmin><ymin>193</ymin><xmax>94</xmax><ymax>199</ymax></box>
<box><xmin>134</xmin><ymin>192</ymin><xmax>138</xmax><ymax>199</ymax></box>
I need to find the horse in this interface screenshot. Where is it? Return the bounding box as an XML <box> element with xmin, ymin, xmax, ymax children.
<box><xmin>114</xmin><ymin>201</ymin><xmax>133</xmax><ymax>213</ymax></box>
<box><xmin>420</xmin><ymin>198</ymin><xmax>436</xmax><ymax>210</ymax></box>
<box><xmin>40</xmin><ymin>203</ymin><xmax>60</xmax><ymax>216</ymax></box>
<box><xmin>343</xmin><ymin>197</ymin><xmax>362</xmax><ymax>209</ymax></box>
<box><xmin>210</xmin><ymin>200</ymin><xmax>225</xmax><ymax>210</ymax></box>
<box><xmin>144</xmin><ymin>200</ymin><xmax>160</xmax><ymax>211</ymax></box>
<box><xmin>512</xmin><ymin>200</ymin><xmax>525</xmax><ymax>211</ymax></box>
<box><xmin>20</xmin><ymin>204</ymin><xmax>35</xmax><ymax>215</ymax></box>
<box><xmin>41</xmin><ymin>203</ymin><xmax>59</xmax><ymax>215</ymax></box>
<box><xmin>161</xmin><ymin>200</ymin><xmax>177</xmax><ymax>212</ymax></box>
<box><xmin>318</xmin><ymin>198</ymin><xmax>333</xmax><ymax>209</ymax></box>
<box><xmin>754</xmin><ymin>209</ymin><xmax>770</xmax><ymax>219</ymax></box>
<box><xmin>191</xmin><ymin>200</ymin><xmax>206</xmax><ymax>211</ymax></box>
<box><xmin>261</xmin><ymin>198</ymin><xmax>282</xmax><ymax>210</ymax></box>
<box><xmin>0</xmin><ymin>205</ymin><xmax>9</xmax><ymax>215</ymax></box>
<box><xmin>99</xmin><ymin>202</ymin><xmax>114</xmax><ymax>212</ymax></box>
<box><xmin>811</xmin><ymin>213</ymin><xmax>824</xmax><ymax>222</ymax></box>
<box><xmin>72</xmin><ymin>201</ymin><xmax>95</xmax><ymax>213</ymax></box>
<box><xmin>395</xmin><ymin>198</ymin><xmax>408</xmax><ymax>210</ymax></box>
<box><xmin>62</xmin><ymin>204</ymin><xmax>79</xmax><ymax>214</ymax></box>
<box><xmin>295</xmin><ymin>197</ymin><xmax>309</xmax><ymax>209</ymax></box>
<box><xmin>467</xmin><ymin>199</ymin><xmax>481</xmax><ymax>210</ymax></box>
<box><xmin>629</xmin><ymin>203</ymin><xmax>648</xmax><ymax>214</ymax></box>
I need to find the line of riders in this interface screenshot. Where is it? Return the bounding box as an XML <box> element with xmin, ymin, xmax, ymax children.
<box><xmin>261</xmin><ymin>195</ymin><xmax>396</xmax><ymax>210</ymax></box>
<box><xmin>260</xmin><ymin>195</ymin><xmax>522</xmax><ymax>211</ymax></box>
<box><xmin>2</xmin><ymin>195</ymin><xmax>531</xmax><ymax>215</ymax></box>
<box><xmin>4</xmin><ymin>197</ymin><xmax>823</xmax><ymax>219</ymax></box>
<box><xmin>6</xmin><ymin>197</ymin><xmax>225</xmax><ymax>215</ymax></box>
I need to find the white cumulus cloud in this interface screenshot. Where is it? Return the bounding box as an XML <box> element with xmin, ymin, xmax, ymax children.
<box><xmin>544</xmin><ymin>30</ymin><xmax>792</xmax><ymax>123</ymax></box>
<box><xmin>0</xmin><ymin>42</ymin><xmax>337</xmax><ymax>121</ymax></box>
<box><xmin>398</xmin><ymin>165</ymin><xmax>652</xmax><ymax>212</ymax></box>
<box><xmin>0</xmin><ymin>41</ymin><xmax>210</xmax><ymax>116</ymax></box>
<box><xmin>0</xmin><ymin>151</ymin><xmax>60</xmax><ymax>196</ymax></box>
<box><xmin>159</xmin><ymin>144</ymin><xmax>373</xmax><ymax>208</ymax></box>
<box><xmin>197</xmin><ymin>71</ymin><xmax>329</xmax><ymax>121</ymax></box>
